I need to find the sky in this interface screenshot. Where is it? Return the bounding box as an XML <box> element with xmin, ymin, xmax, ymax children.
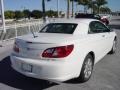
<box><xmin>2</xmin><ymin>0</ymin><xmax>120</xmax><ymax>12</ymax></box>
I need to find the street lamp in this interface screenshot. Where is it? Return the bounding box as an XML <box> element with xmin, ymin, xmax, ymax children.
<box><xmin>0</xmin><ymin>0</ymin><xmax>6</xmax><ymax>33</ymax></box>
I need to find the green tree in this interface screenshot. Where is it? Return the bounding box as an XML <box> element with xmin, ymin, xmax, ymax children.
<box><xmin>31</xmin><ymin>10</ymin><xmax>42</xmax><ymax>19</ymax></box>
<box><xmin>96</xmin><ymin>0</ymin><xmax>107</xmax><ymax>14</ymax></box>
<box><xmin>23</xmin><ymin>9</ymin><xmax>31</xmax><ymax>19</ymax></box>
<box><xmin>46</xmin><ymin>10</ymin><xmax>57</xmax><ymax>17</ymax></box>
<box><xmin>87</xmin><ymin>0</ymin><xmax>97</xmax><ymax>14</ymax></box>
<box><xmin>14</xmin><ymin>11</ymin><xmax>24</xmax><ymax>20</ymax></box>
<box><xmin>100</xmin><ymin>7</ymin><xmax>111</xmax><ymax>14</ymax></box>
<box><xmin>5</xmin><ymin>10</ymin><xmax>15</xmax><ymax>19</ymax></box>
<box><xmin>78</xmin><ymin>0</ymin><xmax>91</xmax><ymax>13</ymax></box>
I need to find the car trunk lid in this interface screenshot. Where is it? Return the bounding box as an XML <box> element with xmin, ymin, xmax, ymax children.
<box><xmin>14</xmin><ymin>33</ymin><xmax>74</xmax><ymax>59</ymax></box>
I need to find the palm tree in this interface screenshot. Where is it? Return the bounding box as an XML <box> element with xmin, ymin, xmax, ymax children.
<box><xmin>104</xmin><ymin>7</ymin><xmax>111</xmax><ymax>14</ymax></box>
<box><xmin>95</xmin><ymin>0</ymin><xmax>107</xmax><ymax>14</ymax></box>
<box><xmin>70</xmin><ymin>0</ymin><xmax>78</xmax><ymax>17</ymax></box>
<box><xmin>100</xmin><ymin>7</ymin><xmax>111</xmax><ymax>14</ymax></box>
<box><xmin>78</xmin><ymin>0</ymin><xmax>91</xmax><ymax>13</ymax></box>
<box><xmin>71</xmin><ymin>0</ymin><xmax>74</xmax><ymax>17</ymax></box>
<box><xmin>42</xmin><ymin>0</ymin><xmax>45</xmax><ymax>22</ymax></box>
<box><xmin>87</xmin><ymin>0</ymin><xmax>97</xmax><ymax>14</ymax></box>
<box><xmin>42</xmin><ymin>0</ymin><xmax>51</xmax><ymax>22</ymax></box>
<box><xmin>67</xmin><ymin>0</ymin><xmax>70</xmax><ymax>18</ymax></box>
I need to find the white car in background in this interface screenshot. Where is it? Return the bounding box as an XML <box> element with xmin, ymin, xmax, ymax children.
<box><xmin>10</xmin><ymin>19</ymin><xmax>117</xmax><ymax>82</ymax></box>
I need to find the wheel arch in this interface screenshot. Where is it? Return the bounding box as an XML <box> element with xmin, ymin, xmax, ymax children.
<box><xmin>88</xmin><ymin>51</ymin><xmax>95</xmax><ymax>64</ymax></box>
<box><xmin>114</xmin><ymin>36</ymin><xmax>117</xmax><ymax>41</ymax></box>
<box><xmin>78</xmin><ymin>51</ymin><xmax>95</xmax><ymax>82</ymax></box>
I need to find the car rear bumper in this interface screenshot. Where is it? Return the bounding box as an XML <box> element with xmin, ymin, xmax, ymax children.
<box><xmin>10</xmin><ymin>55</ymin><xmax>79</xmax><ymax>82</ymax></box>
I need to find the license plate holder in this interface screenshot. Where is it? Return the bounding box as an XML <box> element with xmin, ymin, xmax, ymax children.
<box><xmin>21</xmin><ymin>63</ymin><xmax>33</xmax><ymax>72</ymax></box>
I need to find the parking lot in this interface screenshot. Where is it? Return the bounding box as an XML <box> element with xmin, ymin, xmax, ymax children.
<box><xmin>0</xmin><ymin>17</ymin><xmax>120</xmax><ymax>90</ymax></box>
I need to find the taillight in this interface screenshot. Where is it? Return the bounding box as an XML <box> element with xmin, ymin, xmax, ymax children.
<box><xmin>42</xmin><ymin>44</ymin><xmax>74</xmax><ymax>58</ymax></box>
<box><xmin>13</xmin><ymin>42</ymin><xmax>19</xmax><ymax>53</ymax></box>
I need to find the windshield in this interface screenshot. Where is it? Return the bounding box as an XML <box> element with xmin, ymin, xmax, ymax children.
<box><xmin>39</xmin><ymin>23</ymin><xmax>77</xmax><ymax>34</ymax></box>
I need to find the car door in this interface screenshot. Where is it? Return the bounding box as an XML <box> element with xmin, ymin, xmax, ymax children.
<box><xmin>96</xmin><ymin>22</ymin><xmax>114</xmax><ymax>53</ymax></box>
<box><xmin>88</xmin><ymin>21</ymin><xmax>111</xmax><ymax>62</ymax></box>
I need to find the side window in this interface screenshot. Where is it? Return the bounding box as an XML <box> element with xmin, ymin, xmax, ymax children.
<box><xmin>89</xmin><ymin>21</ymin><xmax>110</xmax><ymax>34</ymax></box>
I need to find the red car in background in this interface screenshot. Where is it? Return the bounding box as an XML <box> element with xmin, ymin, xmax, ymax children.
<box><xmin>100</xmin><ymin>16</ymin><xmax>109</xmax><ymax>25</ymax></box>
<box><xmin>75</xmin><ymin>13</ymin><xmax>109</xmax><ymax>25</ymax></box>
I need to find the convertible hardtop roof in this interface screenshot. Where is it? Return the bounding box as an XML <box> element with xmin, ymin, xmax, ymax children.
<box><xmin>51</xmin><ymin>19</ymin><xmax>99</xmax><ymax>25</ymax></box>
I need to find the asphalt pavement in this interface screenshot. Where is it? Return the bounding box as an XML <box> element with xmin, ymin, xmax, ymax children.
<box><xmin>0</xmin><ymin>17</ymin><xmax>120</xmax><ymax>90</ymax></box>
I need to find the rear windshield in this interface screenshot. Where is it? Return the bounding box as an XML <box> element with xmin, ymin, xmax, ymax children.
<box><xmin>39</xmin><ymin>23</ymin><xmax>77</xmax><ymax>34</ymax></box>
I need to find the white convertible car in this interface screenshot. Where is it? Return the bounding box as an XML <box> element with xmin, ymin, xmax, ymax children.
<box><xmin>10</xmin><ymin>19</ymin><xmax>117</xmax><ymax>82</ymax></box>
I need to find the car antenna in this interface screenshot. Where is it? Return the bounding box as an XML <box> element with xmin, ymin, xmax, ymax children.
<box><xmin>29</xmin><ymin>22</ymin><xmax>38</xmax><ymax>38</ymax></box>
<box><xmin>30</xmin><ymin>29</ymin><xmax>38</xmax><ymax>38</ymax></box>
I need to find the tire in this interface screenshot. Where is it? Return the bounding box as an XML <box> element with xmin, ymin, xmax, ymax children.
<box><xmin>109</xmin><ymin>39</ymin><xmax>117</xmax><ymax>54</ymax></box>
<box><xmin>78</xmin><ymin>54</ymin><xmax>94</xmax><ymax>82</ymax></box>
